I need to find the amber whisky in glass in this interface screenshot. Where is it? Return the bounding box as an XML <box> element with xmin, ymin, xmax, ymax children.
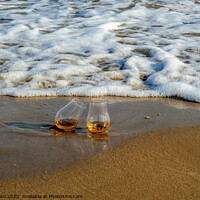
<box><xmin>55</xmin><ymin>98</ymin><xmax>86</xmax><ymax>131</ymax></box>
<box><xmin>87</xmin><ymin>98</ymin><xmax>110</xmax><ymax>134</ymax></box>
<box><xmin>55</xmin><ymin>118</ymin><xmax>78</xmax><ymax>130</ymax></box>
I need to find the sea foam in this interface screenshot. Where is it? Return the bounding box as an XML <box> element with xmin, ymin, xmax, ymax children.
<box><xmin>0</xmin><ymin>0</ymin><xmax>199</xmax><ymax>102</ymax></box>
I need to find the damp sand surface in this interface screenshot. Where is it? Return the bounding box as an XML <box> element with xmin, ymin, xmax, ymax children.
<box><xmin>1</xmin><ymin>126</ymin><xmax>200</xmax><ymax>200</ymax></box>
<box><xmin>0</xmin><ymin>97</ymin><xmax>200</xmax><ymax>199</ymax></box>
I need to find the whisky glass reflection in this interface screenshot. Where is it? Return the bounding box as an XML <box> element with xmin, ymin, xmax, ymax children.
<box><xmin>55</xmin><ymin>98</ymin><xmax>86</xmax><ymax>131</ymax></box>
<box><xmin>87</xmin><ymin>98</ymin><xmax>110</xmax><ymax>134</ymax></box>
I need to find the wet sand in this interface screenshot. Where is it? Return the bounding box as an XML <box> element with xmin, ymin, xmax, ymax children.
<box><xmin>1</xmin><ymin>125</ymin><xmax>200</xmax><ymax>200</ymax></box>
<box><xmin>0</xmin><ymin>97</ymin><xmax>200</xmax><ymax>199</ymax></box>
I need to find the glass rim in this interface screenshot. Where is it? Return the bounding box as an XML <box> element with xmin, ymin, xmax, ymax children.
<box><xmin>72</xmin><ymin>98</ymin><xmax>86</xmax><ymax>109</ymax></box>
<box><xmin>90</xmin><ymin>98</ymin><xmax>106</xmax><ymax>103</ymax></box>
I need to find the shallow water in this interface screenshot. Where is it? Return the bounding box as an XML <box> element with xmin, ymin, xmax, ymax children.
<box><xmin>0</xmin><ymin>0</ymin><xmax>199</xmax><ymax>102</ymax></box>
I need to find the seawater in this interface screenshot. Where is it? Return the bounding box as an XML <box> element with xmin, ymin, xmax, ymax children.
<box><xmin>0</xmin><ymin>0</ymin><xmax>199</xmax><ymax>102</ymax></box>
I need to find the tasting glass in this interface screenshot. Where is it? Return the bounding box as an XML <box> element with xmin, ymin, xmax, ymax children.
<box><xmin>55</xmin><ymin>98</ymin><xmax>86</xmax><ymax>131</ymax></box>
<box><xmin>87</xmin><ymin>98</ymin><xmax>110</xmax><ymax>134</ymax></box>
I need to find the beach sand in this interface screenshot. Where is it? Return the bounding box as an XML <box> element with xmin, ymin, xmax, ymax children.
<box><xmin>0</xmin><ymin>97</ymin><xmax>200</xmax><ymax>199</ymax></box>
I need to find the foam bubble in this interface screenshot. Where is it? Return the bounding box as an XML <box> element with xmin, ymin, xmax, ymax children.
<box><xmin>0</xmin><ymin>0</ymin><xmax>199</xmax><ymax>102</ymax></box>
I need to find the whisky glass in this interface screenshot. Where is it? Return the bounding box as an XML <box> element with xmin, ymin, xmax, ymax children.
<box><xmin>55</xmin><ymin>98</ymin><xmax>86</xmax><ymax>131</ymax></box>
<box><xmin>87</xmin><ymin>98</ymin><xmax>110</xmax><ymax>134</ymax></box>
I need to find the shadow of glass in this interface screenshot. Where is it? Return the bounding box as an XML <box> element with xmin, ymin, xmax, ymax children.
<box><xmin>5</xmin><ymin>122</ymin><xmax>112</xmax><ymax>150</ymax></box>
<box><xmin>5</xmin><ymin>122</ymin><xmax>52</xmax><ymax>130</ymax></box>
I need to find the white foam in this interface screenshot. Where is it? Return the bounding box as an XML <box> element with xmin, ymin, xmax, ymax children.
<box><xmin>0</xmin><ymin>0</ymin><xmax>199</xmax><ymax>102</ymax></box>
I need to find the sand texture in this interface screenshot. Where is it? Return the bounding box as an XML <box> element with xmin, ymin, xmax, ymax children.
<box><xmin>0</xmin><ymin>126</ymin><xmax>200</xmax><ymax>199</ymax></box>
<box><xmin>0</xmin><ymin>97</ymin><xmax>200</xmax><ymax>199</ymax></box>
